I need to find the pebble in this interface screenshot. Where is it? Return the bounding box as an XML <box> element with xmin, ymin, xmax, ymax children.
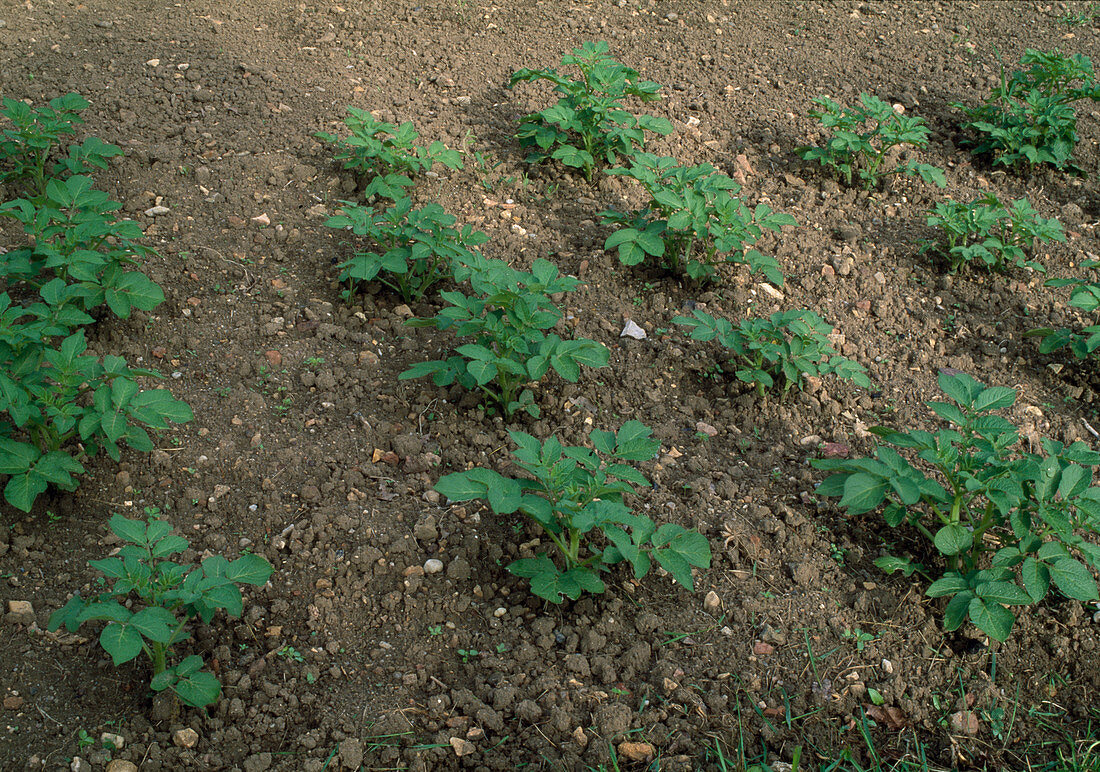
<box><xmin>949</xmin><ymin>711</ymin><xmax>980</xmax><ymax>735</ymax></box>
<box><xmin>703</xmin><ymin>590</ymin><xmax>721</xmax><ymax>612</ymax></box>
<box><xmin>144</xmin><ymin>205</ymin><xmax>170</xmax><ymax>216</ymax></box>
<box><xmin>450</xmin><ymin>737</ymin><xmax>475</xmax><ymax>756</ymax></box>
<box><xmin>424</xmin><ymin>559</ymin><xmax>443</xmax><ymax>574</ymax></box>
<box><xmin>251</xmin><ymin>213</ymin><xmax>271</xmax><ymax>226</ymax></box>
<box><xmin>100</xmin><ymin>732</ymin><xmax>124</xmax><ymax>749</ymax></box>
<box><xmin>173</xmin><ymin>728</ymin><xmax>199</xmax><ymax>748</ymax></box>
<box><xmin>106</xmin><ymin>762</ymin><xmax>138</xmax><ymax>772</ymax></box>
<box><xmin>695</xmin><ymin>421</ymin><xmax>718</xmax><ymax>437</ymax></box>
<box><xmin>618</xmin><ymin>741</ymin><xmax>656</xmax><ymax>762</ymax></box>
<box><xmin>620</xmin><ymin>319</ymin><xmax>647</xmax><ymax>339</ymax></box>
<box><xmin>6</xmin><ymin>600</ymin><xmax>34</xmax><ymax>624</ymax></box>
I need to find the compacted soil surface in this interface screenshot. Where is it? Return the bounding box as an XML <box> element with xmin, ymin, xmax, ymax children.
<box><xmin>3</xmin><ymin>1</ymin><xmax>1100</xmax><ymax>770</ymax></box>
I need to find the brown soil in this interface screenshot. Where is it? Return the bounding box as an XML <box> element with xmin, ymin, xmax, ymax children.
<box><xmin>3</xmin><ymin>1</ymin><xmax>1100</xmax><ymax>770</ymax></box>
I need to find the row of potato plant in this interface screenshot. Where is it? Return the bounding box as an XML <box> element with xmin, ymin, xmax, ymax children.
<box><xmin>0</xmin><ymin>93</ymin><xmax>192</xmax><ymax>512</ymax></box>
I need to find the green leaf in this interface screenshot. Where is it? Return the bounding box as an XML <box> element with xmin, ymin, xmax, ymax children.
<box><xmin>1021</xmin><ymin>557</ymin><xmax>1051</xmax><ymax>602</ymax></box>
<box><xmin>128</xmin><ymin>607</ymin><xmax>177</xmax><ymax>643</ymax></box>
<box><xmin>99</xmin><ymin>622</ymin><xmax>144</xmax><ymax>665</ymax></box>
<box><xmin>225</xmin><ymin>554</ymin><xmax>274</xmax><ymax>586</ymax></box>
<box><xmin>108</xmin><ymin>513</ymin><xmax>148</xmax><ymax>546</ymax></box>
<box><xmin>927</xmin><ymin>573</ymin><xmax>969</xmax><ymax>597</ymax></box>
<box><xmin>934</xmin><ymin>524</ymin><xmax>974</xmax><ymax>557</ymax></box>
<box><xmin>968</xmin><ymin>597</ymin><xmax>1015</xmax><ymax>642</ymax></box>
<box><xmin>972</xmin><ymin>386</ymin><xmax>1017</xmax><ymax>412</ymax></box>
<box><xmin>867</xmin><ymin>687</ymin><xmax>885</xmax><ymax>706</ymax></box>
<box><xmin>173</xmin><ymin>670</ymin><xmax>221</xmax><ymax>707</ymax></box>
<box><xmin>47</xmin><ymin>594</ymin><xmax>87</xmax><ymax>633</ymax></box>
<box><xmin>942</xmin><ymin>592</ymin><xmax>973</xmax><ymax>632</ymax></box>
<box><xmin>1050</xmin><ymin>557</ymin><xmax>1099</xmax><ymax>601</ymax></box>
<box><xmin>838</xmin><ymin>472</ymin><xmax>887</xmax><ymax>514</ymax></box>
<box><xmin>975</xmin><ymin>581</ymin><xmax>1033</xmax><ymax>606</ymax></box>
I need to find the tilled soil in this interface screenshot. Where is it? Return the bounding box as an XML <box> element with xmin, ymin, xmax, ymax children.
<box><xmin>3</xmin><ymin>1</ymin><xmax>1100</xmax><ymax>770</ymax></box>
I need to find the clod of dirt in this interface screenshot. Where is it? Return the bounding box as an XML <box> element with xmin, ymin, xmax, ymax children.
<box><xmin>618</xmin><ymin>741</ymin><xmax>657</xmax><ymax>762</ymax></box>
<box><xmin>949</xmin><ymin>711</ymin><xmax>981</xmax><ymax>735</ymax></box>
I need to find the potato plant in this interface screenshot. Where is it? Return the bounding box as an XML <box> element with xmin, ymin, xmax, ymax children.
<box><xmin>435</xmin><ymin>422</ymin><xmax>710</xmax><ymax>603</ymax></box>
<box><xmin>600</xmin><ymin>153</ymin><xmax>795</xmax><ymax>283</ymax></box>
<box><xmin>509</xmin><ymin>41</ymin><xmax>673</xmax><ymax>182</ymax></box>
<box><xmin>813</xmin><ymin>372</ymin><xmax>1100</xmax><ymax>642</ymax></box>
<box><xmin>316</xmin><ymin>107</ymin><xmax>462</xmax><ymax>201</ymax></box>
<box><xmin>1032</xmin><ymin>257</ymin><xmax>1100</xmax><ymax>359</ymax></box>
<box><xmin>324</xmin><ymin>196</ymin><xmax>488</xmax><ymax>303</ymax></box>
<box><xmin>956</xmin><ymin>49</ymin><xmax>1100</xmax><ymax>172</ymax></box>
<box><xmin>400</xmin><ymin>256</ymin><xmax>608</xmax><ymax>418</ymax></box>
<box><xmin>798</xmin><ymin>93</ymin><xmax>946</xmax><ymax>189</ymax></box>
<box><xmin>0</xmin><ymin>92</ymin><xmax>121</xmax><ymax>194</ymax></box>
<box><xmin>49</xmin><ymin>513</ymin><xmax>273</xmax><ymax>708</ymax></box>
<box><xmin>923</xmin><ymin>192</ymin><xmax>1064</xmax><ymax>273</ymax></box>
<box><xmin>674</xmin><ymin>308</ymin><xmax>871</xmax><ymax>397</ymax></box>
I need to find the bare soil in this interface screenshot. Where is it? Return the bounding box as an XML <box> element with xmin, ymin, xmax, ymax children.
<box><xmin>2</xmin><ymin>1</ymin><xmax>1100</xmax><ymax>770</ymax></box>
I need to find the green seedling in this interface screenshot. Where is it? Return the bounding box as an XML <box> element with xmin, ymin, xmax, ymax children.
<box><xmin>923</xmin><ymin>192</ymin><xmax>1064</xmax><ymax>273</ymax></box>
<box><xmin>276</xmin><ymin>645</ymin><xmax>304</xmax><ymax>663</ymax></box>
<box><xmin>813</xmin><ymin>371</ymin><xmax>1100</xmax><ymax>642</ymax></box>
<box><xmin>401</xmin><ymin>255</ymin><xmax>608</xmax><ymax>418</ymax></box>
<box><xmin>842</xmin><ymin>628</ymin><xmax>877</xmax><ymax>651</ymax></box>
<box><xmin>325</xmin><ymin>196</ymin><xmax>488</xmax><ymax>303</ymax></box>
<box><xmin>435</xmin><ymin>421</ymin><xmax>711</xmax><ymax>604</ymax></box>
<box><xmin>315</xmin><ymin>107</ymin><xmax>462</xmax><ymax>200</ymax></box>
<box><xmin>457</xmin><ymin>648</ymin><xmax>480</xmax><ymax>663</ymax></box>
<box><xmin>674</xmin><ymin>308</ymin><xmax>871</xmax><ymax>397</ymax></box>
<box><xmin>0</xmin><ymin>326</ymin><xmax>192</xmax><ymax>511</ymax></box>
<box><xmin>797</xmin><ymin>93</ymin><xmax>946</xmax><ymax>189</ymax></box>
<box><xmin>956</xmin><ymin>49</ymin><xmax>1100</xmax><ymax>172</ymax></box>
<box><xmin>0</xmin><ymin>175</ymin><xmax>163</xmax><ymax>319</ymax></box>
<box><xmin>0</xmin><ymin>93</ymin><xmax>122</xmax><ymax>194</ymax></box>
<box><xmin>48</xmin><ymin>513</ymin><xmax>273</xmax><ymax>707</ymax></box>
<box><xmin>508</xmin><ymin>41</ymin><xmax>673</xmax><ymax>182</ymax></box>
<box><xmin>1032</xmin><ymin>257</ymin><xmax>1100</xmax><ymax>358</ymax></box>
<box><xmin>600</xmin><ymin>153</ymin><xmax>796</xmax><ymax>283</ymax></box>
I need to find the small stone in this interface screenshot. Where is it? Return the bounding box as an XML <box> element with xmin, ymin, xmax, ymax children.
<box><xmin>572</xmin><ymin>726</ymin><xmax>589</xmax><ymax>748</ymax></box>
<box><xmin>4</xmin><ymin>695</ymin><xmax>24</xmax><ymax>710</ymax></box>
<box><xmin>494</xmin><ymin>607</ymin><xmax>507</xmax><ymax>618</ymax></box>
<box><xmin>106</xmin><ymin>761</ymin><xmax>138</xmax><ymax>772</ymax></box>
<box><xmin>173</xmin><ymin>728</ymin><xmax>199</xmax><ymax>748</ymax></box>
<box><xmin>618</xmin><ymin>741</ymin><xmax>656</xmax><ymax>762</ymax></box>
<box><xmin>703</xmin><ymin>591</ymin><xmax>721</xmax><ymax>613</ymax></box>
<box><xmin>752</xmin><ymin>641</ymin><xmax>775</xmax><ymax>656</ymax></box>
<box><xmin>757</xmin><ymin>283</ymin><xmax>784</xmax><ymax>300</ymax></box>
<box><xmin>837</xmin><ymin>224</ymin><xmax>861</xmax><ymax>242</ymax></box>
<box><xmin>424</xmin><ymin>559</ymin><xmax>443</xmax><ymax>574</ymax></box>
<box><xmin>695</xmin><ymin>421</ymin><xmax>718</xmax><ymax>437</ymax></box>
<box><xmin>306</xmin><ymin>203</ymin><xmax>329</xmax><ymax>219</ymax></box>
<box><xmin>620</xmin><ymin>319</ymin><xmax>647</xmax><ymax>339</ymax></box>
<box><xmin>145</xmin><ymin>58</ymin><xmax>160</xmax><ymax>66</ymax></box>
<box><xmin>70</xmin><ymin>758</ymin><xmax>90</xmax><ymax>772</ymax></box>
<box><xmin>6</xmin><ymin>600</ymin><xmax>34</xmax><ymax>624</ymax></box>
<box><xmin>949</xmin><ymin>711</ymin><xmax>980</xmax><ymax>735</ymax></box>
<box><xmin>144</xmin><ymin>205</ymin><xmax>170</xmax><ymax>217</ymax></box>
<box><xmin>450</xmin><ymin>737</ymin><xmax>476</xmax><ymax>756</ymax></box>
<box><xmin>392</xmin><ymin>304</ymin><xmax>413</xmax><ymax>318</ymax></box>
<box><xmin>100</xmin><ymin>732</ymin><xmax>124</xmax><ymax>750</ymax></box>
<box><xmin>264</xmin><ymin>350</ymin><xmax>282</xmax><ymax>366</ymax></box>
<box><xmin>881</xmin><ymin>658</ymin><xmax>894</xmax><ymax>674</ymax></box>
<box><xmin>251</xmin><ymin>213</ymin><xmax>271</xmax><ymax>226</ymax></box>
<box><xmin>339</xmin><ymin>738</ymin><xmax>363</xmax><ymax>769</ymax></box>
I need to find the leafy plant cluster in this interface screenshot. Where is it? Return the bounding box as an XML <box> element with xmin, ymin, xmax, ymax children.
<box><xmin>813</xmin><ymin>372</ymin><xmax>1100</xmax><ymax>642</ymax></box>
<box><xmin>324</xmin><ymin>197</ymin><xmax>488</xmax><ymax>303</ymax></box>
<box><xmin>508</xmin><ymin>41</ymin><xmax>673</xmax><ymax>182</ymax></box>
<box><xmin>0</xmin><ymin>93</ymin><xmax>122</xmax><ymax>195</ymax></box>
<box><xmin>797</xmin><ymin>93</ymin><xmax>947</xmax><ymax>189</ymax></box>
<box><xmin>401</xmin><ymin>255</ymin><xmax>608</xmax><ymax>418</ymax></box>
<box><xmin>49</xmin><ymin>513</ymin><xmax>273</xmax><ymax>707</ymax></box>
<box><xmin>674</xmin><ymin>308</ymin><xmax>871</xmax><ymax>397</ymax></box>
<box><xmin>923</xmin><ymin>192</ymin><xmax>1065</xmax><ymax>273</ymax></box>
<box><xmin>1032</xmin><ymin>257</ymin><xmax>1100</xmax><ymax>359</ymax></box>
<box><xmin>435</xmin><ymin>421</ymin><xmax>710</xmax><ymax>603</ymax></box>
<box><xmin>956</xmin><ymin>49</ymin><xmax>1100</xmax><ymax>172</ymax></box>
<box><xmin>0</xmin><ymin>95</ymin><xmax>191</xmax><ymax>512</ymax></box>
<box><xmin>315</xmin><ymin>107</ymin><xmax>462</xmax><ymax>202</ymax></box>
<box><xmin>599</xmin><ymin>153</ymin><xmax>796</xmax><ymax>283</ymax></box>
